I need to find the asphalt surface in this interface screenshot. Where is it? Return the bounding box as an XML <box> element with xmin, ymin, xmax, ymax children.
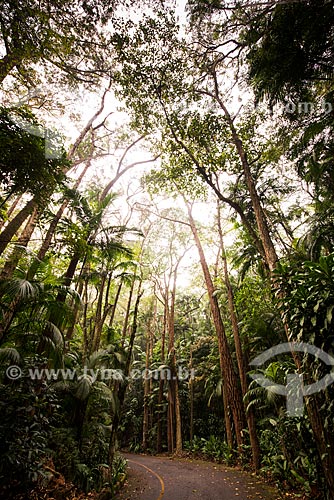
<box><xmin>115</xmin><ymin>453</ymin><xmax>280</xmax><ymax>500</ymax></box>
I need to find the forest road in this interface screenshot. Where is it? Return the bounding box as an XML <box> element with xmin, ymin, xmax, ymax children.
<box><xmin>115</xmin><ymin>453</ymin><xmax>280</xmax><ymax>500</ymax></box>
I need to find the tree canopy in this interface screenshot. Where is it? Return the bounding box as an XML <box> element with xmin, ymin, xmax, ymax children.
<box><xmin>1</xmin><ymin>2</ymin><xmax>334</xmax><ymax>500</ymax></box>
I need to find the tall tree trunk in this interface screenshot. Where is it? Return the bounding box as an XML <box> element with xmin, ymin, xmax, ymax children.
<box><xmin>108</xmin><ymin>284</ymin><xmax>143</xmax><ymax>469</ymax></box>
<box><xmin>217</xmin><ymin>203</ymin><xmax>260</xmax><ymax>470</ymax></box>
<box><xmin>0</xmin><ymin>205</ymin><xmax>39</xmax><ymax>281</ymax></box>
<box><xmin>157</xmin><ymin>293</ymin><xmax>168</xmax><ymax>453</ymax></box>
<box><xmin>167</xmin><ymin>263</ymin><xmax>183</xmax><ymax>454</ymax></box>
<box><xmin>101</xmin><ymin>272</ymin><xmax>113</xmax><ymax>326</ymax></box>
<box><xmin>171</xmin><ymin>268</ymin><xmax>182</xmax><ymax>454</ymax></box>
<box><xmin>174</xmin><ymin>377</ymin><xmax>182</xmax><ymax>454</ymax></box>
<box><xmin>142</xmin><ymin>312</ymin><xmax>153</xmax><ymax>451</ymax></box>
<box><xmin>166</xmin><ymin>281</ymin><xmax>175</xmax><ymax>454</ymax></box>
<box><xmin>51</xmin><ymin>253</ymin><xmax>81</xmax><ymax>336</ymax></box>
<box><xmin>167</xmin><ymin>383</ymin><xmax>175</xmax><ymax>453</ymax></box>
<box><xmin>82</xmin><ymin>276</ymin><xmax>90</xmax><ymax>360</ymax></box>
<box><xmin>0</xmin><ymin>194</ymin><xmax>22</xmax><ymax>231</ymax></box>
<box><xmin>222</xmin><ymin>384</ymin><xmax>234</xmax><ymax>449</ymax></box>
<box><xmin>0</xmin><ymin>198</ymin><xmax>36</xmax><ymax>256</ymax></box>
<box><xmin>62</xmin><ymin>256</ymin><xmax>84</xmax><ymax>341</ymax></box>
<box><xmin>149</xmin><ymin>299</ymin><xmax>156</xmax><ymax>432</ymax></box>
<box><xmin>121</xmin><ymin>278</ymin><xmax>135</xmax><ymax>341</ymax></box>
<box><xmin>215</xmin><ymin>312</ymin><xmax>234</xmax><ymax>449</ymax></box>
<box><xmin>210</xmin><ymin>78</ymin><xmax>334</xmax><ymax>491</ymax></box>
<box><xmin>211</xmin><ymin>72</ymin><xmax>277</xmax><ymax>272</ymax></box>
<box><xmin>108</xmin><ymin>282</ymin><xmax>123</xmax><ymax>329</ymax></box>
<box><xmin>189</xmin><ymin>348</ymin><xmax>194</xmax><ymax>445</ymax></box>
<box><xmin>92</xmin><ymin>273</ymin><xmax>107</xmax><ymax>352</ymax></box>
<box><xmin>185</xmin><ymin>201</ymin><xmax>246</xmax><ymax>451</ymax></box>
<box><xmin>50</xmin><ymin>252</ymin><xmax>80</xmax><ymax>323</ymax></box>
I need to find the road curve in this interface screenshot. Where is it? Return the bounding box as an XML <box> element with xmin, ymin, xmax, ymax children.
<box><xmin>115</xmin><ymin>453</ymin><xmax>280</xmax><ymax>500</ymax></box>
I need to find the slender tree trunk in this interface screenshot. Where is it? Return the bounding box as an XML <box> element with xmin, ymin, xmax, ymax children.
<box><xmin>0</xmin><ymin>198</ymin><xmax>36</xmax><ymax>256</ymax></box>
<box><xmin>108</xmin><ymin>285</ymin><xmax>143</xmax><ymax>468</ymax></box>
<box><xmin>101</xmin><ymin>272</ymin><xmax>112</xmax><ymax>326</ymax></box>
<box><xmin>121</xmin><ymin>279</ymin><xmax>135</xmax><ymax>341</ymax></box>
<box><xmin>189</xmin><ymin>348</ymin><xmax>194</xmax><ymax>444</ymax></box>
<box><xmin>149</xmin><ymin>300</ymin><xmax>156</xmax><ymax>432</ymax></box>
<box><xmin>217</xmin><ymin>203</ymin><xmax>260</xmax><ymax>470</ymax></box>
<box><xmin>166</xmin><ymin>281</ymin><xmax>175</xmax><ymax>454</ymax></box>
<box><xmin>65</xmin><ymin>259</ymin><xmax>85</xmax><ymax>341</ymax></box>
<box><xmin>167</xmin><ymin>384</ymin><xmax>175</xmax><ymax>453</ymax></box>
<box><xmin>142</xmin><ymin>315</ymin><xmax>152</xmax><ymax>451</ymax></box>
<box><xmin>108</xmin><ymin>282</ymin><xmax>123</xmax><ymax>328</ymax></box>
<box><xmin>39</xmin><ymin>164</ymin><xmax>90</xmax><ymax>261</ymax></box>
<box><xmin>157</xmin><ymin>295</ymin><xmax>167</xmax><ymax>453</ymax></box>
<box><xmin>185</xmin><ymin>202</ymin><xmax>246</xmax><ymax>451</ymax></box>
<box><xmin>167</xmin><ymin>265</ymin><xmax>183</xmax><ymax>454</ymax></box>
<box><xmin>222</xmin><ymin>384</ymin><xmax>234</xmax><ymax>449</ymax></box>
<box><xmin>92</xmin><ymin>273</ymin><xmax>107</xmax><ymax>352</ymax></box>
<box><xmin>175</xmin><ymin>378</ymin><xmax>182</xmax><ymax>454</ymax></box>
<box><xmin>0</xmin><ymin>205</ymin><xmax>39</xmax><ymax>281</ymax></box>
<box><xmin>0</xmin><ymin>194</ymin><xmax>22</xmax><ymax>231</ymax></box>
<box><xmin>48</xmin><ymin>253</ymin><xmax>82</xmax><ymax>339</ymax></box>
<box><xmin>82</xmin><ymin>277</ymin><xmax>90</xmax><ymax>360</ymax></box>
<box><xmin>157</xmin><ymin>376</ymin><xmax>165</xmax><ymax>453</ymax></box>
<box><xmin>215</xmin><ymin>314</ymin><xmax>234</xmax><ymax>449</ymax></box>
<box><xmin>36</xmin><ymin>199</ymin><xmax>70</xmax><ymax>261</ymax></box>
<box><xmin>211</xmin><ymin>73</ymin><xmax>277</xmax><ymax>272</ymax></box>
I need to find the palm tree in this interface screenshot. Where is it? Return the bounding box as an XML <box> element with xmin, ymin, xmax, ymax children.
<box><xmin>0</xmin><ymin>263</ymin><xmax>80</xmax><ymax>361</ymax></box>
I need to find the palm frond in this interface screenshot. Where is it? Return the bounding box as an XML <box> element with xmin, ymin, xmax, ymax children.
<box><xmin>44</xmin><ymin>321</ymin><xmax>64</xmax><ymax>347</ymax></box>
<box><xmin>75</xmin><ymin>374</ymin><xmax>94</xmax><ymax>400</ymax></box>
<box><xmin>87</xmin><ymin>349</ymin><xmax>110</xmax><ymax>369</ymax></box>
<box><xmin>0</xmin><ymin>347</ymin><xmax>21</xmax><ymax>364</ymax></box>
<box><xmin>1</xmin><ymin>278</ymin><xmax>38</xmax><ymax>300</ymax></box>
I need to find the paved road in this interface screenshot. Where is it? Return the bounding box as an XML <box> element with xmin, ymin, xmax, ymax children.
<box><xmin>115</xmin><ymin>453</ymin><xmax>280</xmax><ymax>500</ymax></box>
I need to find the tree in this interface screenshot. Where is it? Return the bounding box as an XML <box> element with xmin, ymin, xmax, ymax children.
<box><xmin>243</xmin><ymin>0</ymin><xmax>334</xmax><ymax>103</ymax></box>
<box><xmin>0</xmin><ymin>0</ymin><xmax>118</xmax><ymax>85</ymax></box>
<box><xmin>0</xmin><ymin>106</ymin><xmax>67</xmax><ymax>201</ymax></box>
<box><xmin>242</xmin><ymin>0</ymin><xmax>334</xmax><ymax>207</ymax></box>
<box><xmin>184</xmin><ymin>201</ymin><xmax>247</xmax><ymax>452</ymax></box>
<box><xmin>217</xmin><ymin>202</ymin><xmax>260</xmax><ymax>470</ymax></box>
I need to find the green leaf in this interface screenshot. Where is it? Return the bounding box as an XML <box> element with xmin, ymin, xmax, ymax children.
<box><xmin>327</xmin><ymin>305</ymin><xmax>334</xmax><ymax>324</ymax></box>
